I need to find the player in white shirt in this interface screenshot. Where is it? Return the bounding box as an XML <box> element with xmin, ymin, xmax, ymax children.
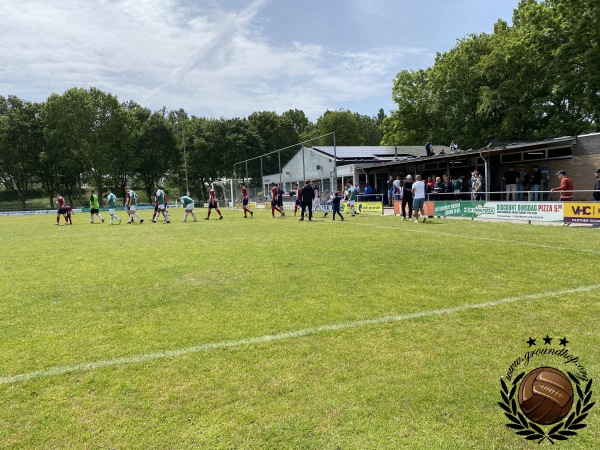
<box><xmin>411</xmin><ymin>175</ymin><xmax>427</xmax><ymax>223</ymax></box>
<box><xmin>104</xmin><ymin>189</ymin><xmax>122</xmax><ymax>224</ymax></box>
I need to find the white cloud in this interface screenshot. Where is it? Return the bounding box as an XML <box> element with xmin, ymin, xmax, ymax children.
<box><xmin>0</xmin><ymin>0</ymin><xmax>424</xmax><ymax>120</ymax></box>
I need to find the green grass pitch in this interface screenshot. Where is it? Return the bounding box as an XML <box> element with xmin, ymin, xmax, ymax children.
<box><xmin>0</xmin><ymin>208</ymin><xmax>599</xmax><ymax>449</ymax></box>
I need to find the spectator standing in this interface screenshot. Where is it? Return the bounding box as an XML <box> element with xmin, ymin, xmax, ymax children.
<box><xmin>364</xmin><ymin>182</ymin><xmax>373</xmax><ymax>198</ymax></box>
<box><xmin>393</xmin><ymin>176</ymin><xmax>401</xmax><ymax>204</ymax></box>
<box><xmin>425</xmin><ymin>141</ymin><xmax>434</xmax><ymax>156</ymax></box>
<box><xmin>529</xmin><ymin>166</ymin><xmax>542</xmax><ymax>201</ymax></box>
<box><xmin>594</xmin><ymin>169</ymin><xmax>600</xmax><ymax>201</ymax></box>
<box><xmin>443</xmin><ymin>175</ymin><xmax>453</xmax><ymax>199</ymax></box>
<box><xmin>412</xmin><ymin>175</ymin><xmax>427</xmax><ymax>223</ymax></box>
<box><xmin>471</xmin><ymin>171</ymin><xmax>483</xmax><ymax>201</ymax></box>
<box><xmin>503</xmin><ymin>166</ymin><xmax>519</xmax><ymax>201</ymax></box>
<box><xmin>300</xmin><ymin>180</ymin><xmax>314</xmax><ymax>221</ymax></box>
<box><xmin>450</xmin><ymin>140</ymin><xmax>458</xmax><ymax>154</ymax></box>
<box><xmin>387</xmin><ymin>176</ymin><xmax>395</xmax><ymax>206</ymax></box>
<box><xmin>517</xmin><ymin>165</ymin><xmax>529</xmax><ymax>201</ymax></box>
<box><xmin>401</xmin><ymin>175</ymin><xmax>413</xmax><ymax>221</ymax></box>
<box><xmin>453</xmin><ymin>176</ymin><xmax>462</xmax><ymax>200</ymax></box>
<box><xmin>551</xmin><ymin>170</ymin><xmax>574</xmax><ymax>201</ymax></box>
<box><xmin>433</xmin><ymin>177</ymin><xmax>444</xmax><ymax>199</ymax></box>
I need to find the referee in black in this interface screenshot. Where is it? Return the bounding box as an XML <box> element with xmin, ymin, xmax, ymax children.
<box><xmin>300</xmin><ymin>180</ymin><xmax>315</xmax><ymax>221</ymax></box>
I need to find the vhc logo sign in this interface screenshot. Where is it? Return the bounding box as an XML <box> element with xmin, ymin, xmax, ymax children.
<box><xmin>571</xmin><ymin>206</ymin><xmax>593</xmax><ymax>216</ymax></box>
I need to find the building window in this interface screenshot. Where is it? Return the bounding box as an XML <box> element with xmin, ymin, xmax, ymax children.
<box><xmin>500</xmin><ymin>147</ymin><xmax>573</xmax><ymax>164</ymax></box>
<box><xmin>523</xmin><ymin>151</ymin><xmax>544</xmax><ymax>161</ymax></box>
<box><xmin>547</xmin><ymin>147</ymin><xmax>573</xmax><ymax>158</ymax></box>
<box><xmin>501</xmin><ymin>153</ymin><xmax>523</xmax><ymax>163</ymax></box>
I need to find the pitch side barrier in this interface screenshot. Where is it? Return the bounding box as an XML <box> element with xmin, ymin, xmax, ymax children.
<box><xmin>393</xmin><ymin>190</ymin><xmax>600</xmax><ymax>226</ymax></box>
<box><xmin>0</xmin><ymin>204</ymin><xmax>180</xmax><ymax>217</ymax></box>
<box><xmin>319</xmin><ymin>195</ymin><xmax>384</xmax><ymax>215</ymax></box>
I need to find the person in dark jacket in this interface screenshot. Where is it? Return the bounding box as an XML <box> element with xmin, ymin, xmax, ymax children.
<box><xmin>594</xmin><ymin>168</ymin><xmax>600</xmax><ymax>201</ymax></box>
<box><xmin>300</xmin><ymin>180</ymin><xmax>315</xmax><ymax>221</ymax></box>
<box><xmin>401</xmin><ymin>175</ymin><xmax>413</xmax><ymax>221</ymax></box>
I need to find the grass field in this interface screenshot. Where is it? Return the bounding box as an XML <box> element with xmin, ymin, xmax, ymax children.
<box><xmin>0</xmin><ymin>208</ymin><xmax>599</xmax><ymax>449</ymax></box>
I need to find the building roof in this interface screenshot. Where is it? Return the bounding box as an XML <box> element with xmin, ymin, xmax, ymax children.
<box><xmin>359</xmin><ymin>136</ymin><xmax>576</xmax><ymax>170</ymax></box>
<box><xmin>311</xmin><ymin>145</ymin><xmax>451</xmax><ymax>161</ymax></box>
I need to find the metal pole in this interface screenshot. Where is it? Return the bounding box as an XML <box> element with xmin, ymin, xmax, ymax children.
<box><xmin>278</xmin><ymin>151</ymin><xmax>282</xmax><ymax>185</ymax></box>
<box><xmin>302</xmin><ymin>146</ymin><xmax>306</xmax><ymax>182</ymax></box>
<box><xmin>245</xmin><ymin>161</ymin><xmax>248</xmax><ymax>185</ymax></box>
<box><xmin>333</xmin><ymin>132</ymin><xmax>338</xmax><ymax>191</ymax></box>
<box><xmin>260</xmin><ymin>156</ymin><xmax>263</xmax><ymax>200</ymax></box>
<box><xmin>182</xmin><ymin>122</ymin><xmax>189</xmax><ymax>196</ymax></box>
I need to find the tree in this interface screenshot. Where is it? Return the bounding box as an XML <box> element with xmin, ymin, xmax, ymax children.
<box><xmin>0</xmin><ymin>96</ymin><xmax>44</xmax><ymax>209</ymax></box>
<box><xmin>315</xmin><ymin>110</ymin><xmax>361</xmax><ymax>146</ymax></box>
<box><xmin>42</xmin><ymin>88</ymin><xmax>95</xmax><ymax>206</ymax></box>
<box><xmin>84</xmin><ymin>88</ymin><xmax>136</xmax><ymax>200</ymax></box>
<box><xmin>382</xmin><ymin>69</ymin><xmax>433</xmax><ymax>145</ymax></box>
<box><xmin>282</xmin><ymin>109</ymin><xmax>311</xmax><ymax>136</ymax></box>
<box><xmin>354</xmin><ymin>112</ymin><xmax>383</xmax><ymax>145</ymax></box>
<box><xmin>427</xmin><ymin>33</ymin><xmax>493</xmax><ymax>148</ymax></box>
<box><xmin>134</xmin><ymin>110</ymin><xmax>178</xmax><ymax>202</ymax></box>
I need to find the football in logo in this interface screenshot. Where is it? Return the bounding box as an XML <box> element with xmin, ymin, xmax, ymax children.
<box><xmin>518</xmin><ymin>367</ymin><xmax>573</xmax><ymax>425</ymax></box>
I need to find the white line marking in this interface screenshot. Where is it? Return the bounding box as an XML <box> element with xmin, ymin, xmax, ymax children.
<box><xmin>350</xmin><ymin>221</ymin><xmax>600</xmax><ymax>254</ymax></box>
<box><xmin>1</xmin><ymin>284</ymin><xmax>598</xmax><ymax>385</ymax></box>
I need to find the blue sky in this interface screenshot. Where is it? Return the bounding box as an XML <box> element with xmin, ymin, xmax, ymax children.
<box><xmin>1</xmin><ymin>0</ymin><xmax>518</xmax><ymax>121</ymax></box>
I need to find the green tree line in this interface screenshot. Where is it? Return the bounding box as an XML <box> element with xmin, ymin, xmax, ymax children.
<box><xmin>381</xmin><ymin>0</ymin><xmax>600</xmax><ymax>149</ymax></box>
<box><xmin>0</xmin><ymin>89</ymin><xmax>384</xmax><ymax>208</ymax></box>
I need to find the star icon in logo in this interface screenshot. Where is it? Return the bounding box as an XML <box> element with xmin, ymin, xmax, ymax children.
<box><xmin>559</xmin><ymin>337</ymin><xmax>569</xmax><ymax>347</ymax></box>
<box><xmin>543</xmin><ymin>335</ymin><xmax>553</xmax><ymax>345</ymax></box>
<box><xmin>526</xmin><ymin>337</ymin><xmax>537</xmax><ymax>347</ymax></box>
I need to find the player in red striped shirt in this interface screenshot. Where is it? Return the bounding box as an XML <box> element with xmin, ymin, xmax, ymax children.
<box><xmin>240</xmin><ymin>183</ymin><xmax>254</xmax><ymax>218</ymax></box>
<box><xmin>55</xmin><ymin>193</ymin><xmax>66</xmax><ymax>225</ymax></box>
<box><xmin>293</xmin><ymin>183</ymin><xmax>302</xmax><ymax>216</ymax></box>
<box><xmin>205</xmin><ymin>185</ymin><xmax>223</xmax><ymax>220</ymax></box>
<box><xmin>270</xmin><ymin>183</ymin><xmax>284</xmax><ymax>218</ymax></box>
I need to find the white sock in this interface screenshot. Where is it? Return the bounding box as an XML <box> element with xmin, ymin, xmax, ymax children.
<box><xmin>164</xmin><ymin>211</ymin><xmax>170</xmax><ymax>221</ymax></box>
<box><xmin>98</xmin><ymin>214</ymin><xmax>104</xmax><ymax>220</ymax></box>
<box><xmin>184</xmin><ymin>213</ymin><xmax>188</xmax><ymax>221</ymax></box>
<box><xmin>191</xmin><ymin>212</ymin><xmax>197</xmax><ymax>220</ymax></box>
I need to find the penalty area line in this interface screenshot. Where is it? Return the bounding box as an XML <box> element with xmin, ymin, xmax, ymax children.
<box><xmin>1</xmin><ymin>284</ymin><xmax>598</xmax><ymax>385</ymax></box>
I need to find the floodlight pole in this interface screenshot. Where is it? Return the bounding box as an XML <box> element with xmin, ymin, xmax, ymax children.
<box><xmin>333</xmin><ymin>131</ymin><xmax>337</xmax><ymax>190</ymax></box>
<box><xmin>302</xmin><ymin>146</ymin><xmax>306</xmax><ymax>182</ymax></box>
<box><xmin>278</xmin><ymin>151</ymin><xmax>282</xmax><ymax>186</ymax></box>
<box><xmin>182</xmin><ymin>122</ymin><xmax>189</xmax><ymax>196</ymax></box>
